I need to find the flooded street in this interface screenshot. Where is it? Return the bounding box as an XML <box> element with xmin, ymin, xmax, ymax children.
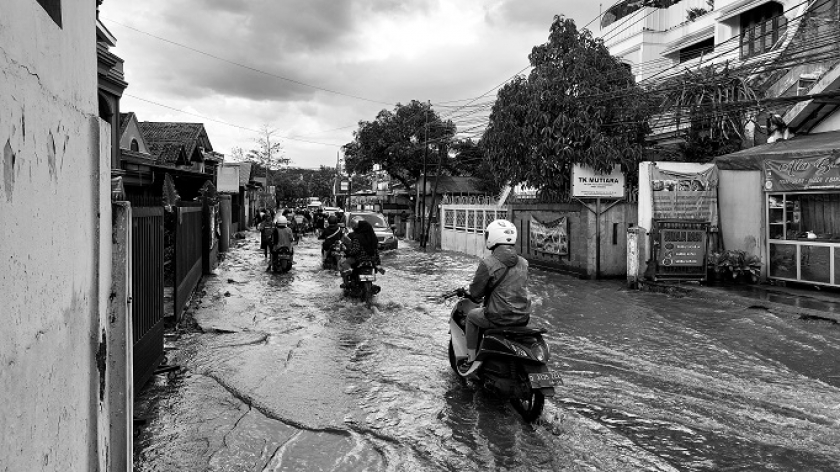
<box><xmin>135</xmin><ymin>232</ymin><xmax>840</xmax><ymax>471</ymax></box>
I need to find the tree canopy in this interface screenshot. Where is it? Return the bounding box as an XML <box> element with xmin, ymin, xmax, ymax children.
<box><xmin>483</xmin><ymin>16</ymin><xmax>651</xmax><ymax>197</ymax></box>
<box><xmin>343</xmin><ymin>100</ymin><xmax>456</xmax><ymax>191</ymax></box>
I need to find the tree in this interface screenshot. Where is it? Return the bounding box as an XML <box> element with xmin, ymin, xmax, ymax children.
<box><xmin>657</xmin><ymin>64</ymin><xmax>755</xmax><ymax>162</ymax></box>
<box><xmin>449</xmin><ymin>138</ymin><xmax>505</xmax><ymax>196</ymax></box>
<box><xmin>343</xmin><ymin>100</ymin><xmax>456</xmax><ymax>191</ymax></box>
<box><xmin>483</xmin><ymin>16</ymin><xmax>651</xmax><ymax>198</ymax></box>
<box><xmin>248</xmin><ymin>125</ymin><xmax>289</xmax><ymax>185</ymax></box>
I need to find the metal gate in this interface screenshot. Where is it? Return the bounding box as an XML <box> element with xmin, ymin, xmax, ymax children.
<box><xmin>174</xmin><ymin>204</ymin><xmax>203</xmax><ymax>321</ymax></box>
<box><xmin>440</xmin><ymin>205</ymin><xmax>508</xmax><ymax>258</ymax></box>
<box><xmin>131</xmin><ymin>206</ymin><xmax>165</xmax><ymax>390</ymax></box>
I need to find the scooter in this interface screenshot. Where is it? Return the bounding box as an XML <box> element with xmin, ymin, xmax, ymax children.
<box><xmin>342</xmin><ymin>261</ymin><xmax>383</xmax><ymax>308</ymax></box>
<box><xmin>271</xmin><ymin>246</ymin><xmax>294</xmax><ymax>273</ymax></box>
<box><xmin>322</xmin><ymin>241</ymin><xmax>343</xmax><ymax>271</ymax></box>
<box><xmin>442</xmin><ymin>288</ymin><xmax>561</xmax><ymax>422</ymax></box>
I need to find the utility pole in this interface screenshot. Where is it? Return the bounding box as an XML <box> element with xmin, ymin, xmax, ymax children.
<box><xmin>420</xmin><ymin>101</ymin><xmax>429</xmax><ymax>248</ymax></box>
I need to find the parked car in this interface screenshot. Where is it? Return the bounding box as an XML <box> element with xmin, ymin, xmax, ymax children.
<box><xmin>344</xmin><ymin>212</ymin><xmax>398</xmax><ymax>250</ymax></box>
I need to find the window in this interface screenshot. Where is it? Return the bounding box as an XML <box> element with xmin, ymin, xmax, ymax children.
<box><xmin>36</xmin><ymin>0</ymin><xmax>62</xmax><ymax>27</ymax></box>
<box><xmin>679</xmin><ymin>38</ymin><xmax>714</xmax><ymax>63</ymax></box>
<box><xmin>740</xmin><ymin>3</ymin><xmax>786</xmax><ymax>59</ymax></box>
<box><xmin>130</xmin><ymin>139</ymin><xmax>139</xmax><ymax>152</ymax></box>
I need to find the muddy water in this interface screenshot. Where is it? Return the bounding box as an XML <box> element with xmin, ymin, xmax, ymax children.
<box><xmin>135</xmin><ymin>234</ymin><xmax>840</xmax><ymax>471</ymax></box>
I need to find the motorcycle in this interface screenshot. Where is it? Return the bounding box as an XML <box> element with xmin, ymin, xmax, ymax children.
<box><xmin>442</xmin><ymin>288</ymin><xmax>561</xmax><ymax>422</ymax></box>
<box><xmin>322</xmin><ymin>241</ymin><xmax>343</xmax><ymax>271</ymax></box>
<box><xmin>271</xmin><ymin>246</ymin><xmax>294</xmax><ymax>273</ymax></box>
<box><xmin>342</xmin><ymin>261</ymin><xmax>383</xmax><ymax>308</ymax></box>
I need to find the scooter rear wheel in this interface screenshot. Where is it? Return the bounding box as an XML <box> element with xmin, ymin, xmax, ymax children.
<box><xmin>511</xmin><ymin>391</ymin><xmax>545</xmax><ymax>422</ymax></box>
<box><xmin>362</xmin><ymin>281</ymin><xmax>373</xmax><ymax>308</ymax></box>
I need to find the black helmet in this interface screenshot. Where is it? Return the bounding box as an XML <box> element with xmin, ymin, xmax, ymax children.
<box><xmin>327</xmin><ymin>216</ymin><xmax>338</xmax><ymax>225</ymax></box>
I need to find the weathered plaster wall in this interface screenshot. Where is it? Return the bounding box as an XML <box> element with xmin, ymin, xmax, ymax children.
<box><xmin>0</xmin><ymin>2</ymin><xmax>112</xmax><ymax>471</ymax></box>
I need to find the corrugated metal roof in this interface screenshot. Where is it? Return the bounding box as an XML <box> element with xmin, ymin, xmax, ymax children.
<box><xmin>715</xmin><ymin>131</ymin><xmax>840</xmax><ymax>170</ymax></box>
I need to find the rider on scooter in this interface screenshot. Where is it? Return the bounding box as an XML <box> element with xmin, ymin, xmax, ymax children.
<box><xmin>318</xmin><ymin>215</ymin><xmax>343</xmax><ymax>261</ymax></box>
<box><xmin>341</xmin><ymin>220</ymin><xmax>381</xmax><ymax>292</ymax></box>
<box><xmin>457</xmin><ymin>219</ymin><xmax>531</xmax><ymax>369</ymax></box>
<box><xmin>270</xmin><ymin>216</ymin><xmax>295</xmax><ymax>269</ymax></box>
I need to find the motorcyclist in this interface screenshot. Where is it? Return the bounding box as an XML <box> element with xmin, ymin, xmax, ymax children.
<box><xmin>343</xmin><ymin>220</ymin><xmax>381</xmax><ymax>294</ymax></box>
<box><xmin>457</xmin><ymin>219</ymin><xmax>531</xmax><ymax>368</ymax></box>
<box><xmin>319</xmin><ymin>215</ymin><xmax>343</xmax><ymax>260</ymax></box>
<box><xmin>270</xmin><ymin>216</ymin><xmax>295</xmax><ymax>270</ymax></box>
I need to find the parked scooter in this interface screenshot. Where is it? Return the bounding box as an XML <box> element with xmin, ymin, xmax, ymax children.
<box><xmin>442</xmin><ymin>287</ymin><xmax>561</xmax><ymax>422</ymax></box>
<box><xmin>342</xmin><ymin>261</ymin><xmax>383</xmax><ymax>308</ymax></box>
<box><xmin>271</xmin><ymin>246</ymin><xmax>294</xmax><ymax>273</ymax></box>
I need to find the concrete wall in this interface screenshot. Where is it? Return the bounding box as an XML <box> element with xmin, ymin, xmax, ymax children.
<box><xmin>0</xmin><ymin>2</ymin><xmax>113</xmax><ymax>471</ymax></box>
<box><xmin>718</xmin><ymin>170</ymin><xmax>766</xmax><ymax>275</ymax></box>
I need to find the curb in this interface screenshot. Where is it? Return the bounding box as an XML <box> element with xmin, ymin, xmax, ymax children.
<box><xmin>637</xmin><ymin>280</ymin><xmax>840</xmax><ymax>324</ymax></box>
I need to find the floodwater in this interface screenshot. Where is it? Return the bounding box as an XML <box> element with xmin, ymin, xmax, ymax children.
<box><xmin>135</xmin><ymin>232</ymin><xmax>840</xmax><ymax>471</ymax></box>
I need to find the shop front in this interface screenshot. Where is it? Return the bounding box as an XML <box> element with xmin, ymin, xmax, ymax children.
<box><xmin>715</xmin><ymin>130</ymin><xmax>840</xmax><ymax>288</ymax></box>
<box><xmin>764</xmin><ymin>156</ymin><xmax>840</xmax><ymax>287</ymax></box>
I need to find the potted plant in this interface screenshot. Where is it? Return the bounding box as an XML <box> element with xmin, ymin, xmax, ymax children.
<box><xmin>711</xmin><ymin>250</ymin><xmax>763</xmax><ymax>284</ymax></box>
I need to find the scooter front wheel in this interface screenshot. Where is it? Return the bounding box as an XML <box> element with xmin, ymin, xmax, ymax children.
<box><xmin>511</xmin><ymin>390</ymin><xmax>545</xmax><ymax>422</ymax></box>
<box><xmin>447</xmin><ymin>339</ymin><xmax>459</xmax><ymax>373</ymax></box>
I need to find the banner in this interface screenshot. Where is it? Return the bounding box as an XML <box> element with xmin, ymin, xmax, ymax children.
<box><xmin>529</xmin><ymin>215</ymin><xmax>568</xmax><ymax>255</ymax></box>
<box><xmin>651</xmin><ymin>165</ymin><xmax>718</xmax><ymax>224</ymax></box>
<box><xmin>763</xmin><ymin>156</ymin><xmax>840</xmax><ymax>192</ymax></box>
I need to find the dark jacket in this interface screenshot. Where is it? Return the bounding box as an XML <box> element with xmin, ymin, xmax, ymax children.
<box><xmin>468</xmin><ymin>245</ymin><xmax>531</xmax><ymax>326</ymax></box>
<box><xmin>319</xmin><ymin>224</ymin><xmax>343</xmax><ymax>250</ymax></box>
<box><xmin>345</xmin><ymin>233</ymin><xmax>380</xmax><ymax>266</ymax></box>
<box><xmin>272</xmin><ymin>226</ymin><xmax>294</xmax><ymax>251</ymax></box>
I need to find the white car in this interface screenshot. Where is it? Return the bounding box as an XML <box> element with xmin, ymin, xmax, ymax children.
<box><xmin>344</xmin><ymin>212</ymin><xmax>398</xmax><ymax>250</ymax></box>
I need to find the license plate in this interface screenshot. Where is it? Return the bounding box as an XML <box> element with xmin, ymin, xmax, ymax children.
<box><xmin>358</xmin><ymin>274</ymin><xmax>376</xmax><ymax>282</ymax></box>
<box><xmin>277</xmin><ymin>255</ymin><xmax>291</xmax><ymax>260</ymax></box>
<box><xmin>528</xmin><ymin>371</ymin><xmax>563</xmax><ymax>387</ymax></box>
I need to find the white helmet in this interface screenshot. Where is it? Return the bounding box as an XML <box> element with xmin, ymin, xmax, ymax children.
<box><xmin>275</xmin><ymin>216</ymin><xmax>288</xmax><ymax>226</ymax></box>
<box><xmin>485</xmin><ymin>219</ymin><xmax>517</xmax><ymax>249</ymax></box>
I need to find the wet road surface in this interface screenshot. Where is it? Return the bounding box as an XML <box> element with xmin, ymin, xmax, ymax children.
<box><xmin>134</xmin><ymin>232</ymin><xmax>840</xmax><ymax>471</ymax></box>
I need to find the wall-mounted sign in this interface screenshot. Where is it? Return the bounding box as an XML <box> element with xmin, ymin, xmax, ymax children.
<box><xmin>529</xmin><ymin>215</ymin><xmax>568</xmax><ymax>256</ymax></box>
<box><xmin>340</xmin><ymin>180</ymin><xmax>350</xmax><ymax>192</ymax></box>
<box><xmin>763</xmin><ymin>156</ymin><xmax>840</xmax><ymax>192</ymax></box>
<box><xmin>572</xmin><ymin>164</ymin><xmax>625</xmax><ymax>198</ymax></box>
<box><xmin>218</xmin><ymin>165</ymin><xmax>240</xmax><ymax>193</ymax></box>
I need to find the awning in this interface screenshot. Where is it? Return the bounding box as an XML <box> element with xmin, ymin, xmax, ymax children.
<box><xmin>661</xmin><ymin>26</ymin><xmax>715</xmax><ymax>56</ymax></box>
<box><xmin>714</xmin><ymin>130</ymin><xmax>840</xmax><ymax>170</ymax></box>
<box><xmin>716</xmin><ymin>0</ymin><xmax>776</xmax><ymax>21</ymax></box>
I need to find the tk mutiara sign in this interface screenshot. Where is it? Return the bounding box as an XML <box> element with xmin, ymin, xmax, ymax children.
<box><xmin>572</xmin><ymin>164</ymin><xmax>625</xmax><ymax>198</ymax></box>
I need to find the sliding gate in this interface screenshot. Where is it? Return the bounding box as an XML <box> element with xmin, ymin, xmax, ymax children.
<box><xmin>174</xmin><ymin>203</ymin><xmax>203</xmax><ymax>321</ymax></box>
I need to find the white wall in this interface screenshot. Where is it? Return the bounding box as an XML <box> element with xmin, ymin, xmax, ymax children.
<box><xmin>718</xmin><ymin>170</ymin><xmax>764</xmax><ymax>268</ymax></box>
<box><xmin>0</xmin><ymin>2</ymin><xmax>112</xmax><ymax>471</ymax></box>
<box><xmin>119</xmin><ymin>116</ymin><xmax>150</xmax><ymax>153</ymax></box>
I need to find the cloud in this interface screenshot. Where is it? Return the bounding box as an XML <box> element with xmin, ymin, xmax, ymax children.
<box><xmin>101</xmin><ymin>0</ymin><xmax>599</xmax><ymax>168</ymax></box>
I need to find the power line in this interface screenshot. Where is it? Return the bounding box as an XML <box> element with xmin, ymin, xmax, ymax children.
<box><xmin>102</xmin><ymin>17</ymin><xmax>395</xmax><ymax>106</ymax></box>
<box><xmin>125</xmin><ymin>94</ymin><xmax>345</xmax><ymax>147</ymax></box>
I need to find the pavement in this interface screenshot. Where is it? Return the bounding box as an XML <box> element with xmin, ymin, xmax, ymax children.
<box><xmin>638</xmin><ymin>279</ymin><xmax>840</xmax><ymax>323</ymax></box>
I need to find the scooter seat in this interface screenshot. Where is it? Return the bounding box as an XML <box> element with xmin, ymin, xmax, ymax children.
<box><xmin>485</xmin><ymin>326</ymin><xmax>546</xmax><ymax>336</ymax></box>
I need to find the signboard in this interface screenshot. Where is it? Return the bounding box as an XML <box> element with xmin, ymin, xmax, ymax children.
<box><xmin>340</xmin><ymin>180</ymin><xmax>350</xmax><ymax>192</ymax></box>
<box><xmin>652</xmin><ymin>220</ymin><xmax>709</xmax><ymax>281</ymax></box>
<box><xmin>763</xmin><ymin>156</ymin><xmax>840</xmax><ymax>192</ymax></box>
<box><xmin>572</xmin><ymin>164</ymin><xmax>625</xmax><ymax>198</ymax></box>
<box><xmin>218</xmin><ymin>165</ymin><xmax>240</xmax><ymax>193</ymax></box>
<box><xmin>659</xmin><ymin>229</ymin><xmax>705</xmax><ymax>267</ymax></box>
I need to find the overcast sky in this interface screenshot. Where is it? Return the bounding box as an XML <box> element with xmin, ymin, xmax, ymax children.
<box><xmin>101</xmin><ymin>1</ymin><xmax>601</xmax><ymax>169</ymax></box>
